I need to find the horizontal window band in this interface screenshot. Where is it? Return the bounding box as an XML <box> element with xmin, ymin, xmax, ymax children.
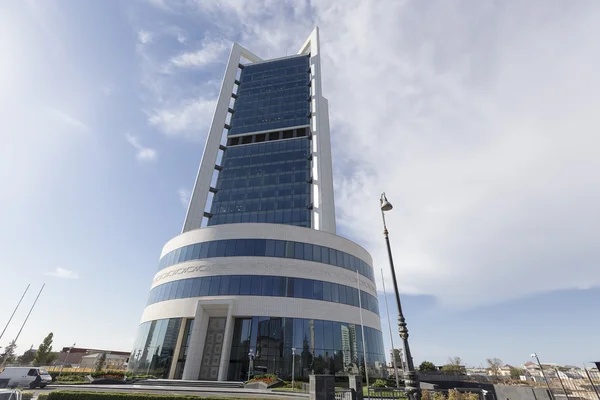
<box><xmin>158</xmin><ymin>238</ymin><xmax>374</xmax><ymax>282</ymax></box>
<box><xmin>146</xmin><ymin>274</ymin><xmax>379</xmax><ymax>316</ymax></box>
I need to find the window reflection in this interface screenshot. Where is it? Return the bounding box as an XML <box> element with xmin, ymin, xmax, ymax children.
<box><xmin>127</xmin><ymin>318</ymin><xmax>182</xmax><ymax>379</ymax></box>
<box><xmin>227</xmin><ymin>316</ymin><xmax>386</xmax><ymax>381</ymax></box>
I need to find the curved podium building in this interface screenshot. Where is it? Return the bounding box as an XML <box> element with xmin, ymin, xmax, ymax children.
<box><xmin>128</xmin><ymin>28</ymin><xmax>386</xmax><ymax>381</ymax></box>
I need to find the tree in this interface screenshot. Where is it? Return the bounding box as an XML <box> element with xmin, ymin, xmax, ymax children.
<box><xmin>419</xmin><ymin>361</ymin><xmax>437</xmax><ymax>372</ymax></box>
<box><xmin>33</xmin><ymin>332</ymin><xmax>54</xmax><ymax>366</ymax></box>
<box><xmin>0</xmin><ymin>341</ymin><xmax>18</xmax><ymax>366</ymax></box>
<box><xmin>486</xmin><ymin>357</ymin><xmax>503</xmax><ymax>377</ymax></box>
<box><xmin>510</xmin><ymin>367</ymin><xmax>523</xmax><ymax>380</ymax></box>
<box><xmin>95</xmin><ymin>352</ymin><xmax>107</xmax><ymax>372</ymax></box>
<box><xmin>47</xmin><ymin>351</ymin><xmax>59</xmax><ymax>365</ymax></box>
<box><xmin>17</xmin><ymin>346</ymin><xmax>36</xmax><ymax>365</ymax></box>
<box><xmin>441</xmin><ymin>357</ymin><xmax>466</xmax><ymax>375</ymax></box>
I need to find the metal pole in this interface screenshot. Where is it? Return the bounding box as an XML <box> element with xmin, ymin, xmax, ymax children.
<box><xmin>291</xmin><ymin>348</ymin><xmax>296</xmax><ymax>391</ymax></box>
<box><xmin>58</xmin><ymin>343</ymin><xmax>75</xmax><ymax>379</ymax></box>
<box><xmin>0</xmin><ymin>284</ymin><xmax>30</xmax><ymax>342</ymax></box>
<box><xmin>380</xmin><ymin>194</ymin><xmax>420</xmax><ymax>400</ymax></box>
<box><xmin>0</xmin><ymin>284</ymin><xmax>45</xmax><ymax>368</ymax></box>
<box><xmin>554</xmin><ymin>368</ymin><xmax>570</xmax><ymax>400</ymax></box>
<box><xmin>583</xmin><ymin>364</ymin><xmax>600</xmax><ymax>400</ymax></box>
<box><xmin>533</xmin><ymin>354</ymin><xmax>554</xmax><ymax>400</ymax></box>
<box><xmin>381</xmin><ymin>269</ymin><xmax>400</xmax><ymax>388</ymax></box>
<box><xmin>247</xmin><ymin>349</ymin><xmax>254</xmax><ymax>382</ymax></box>
<box><xmin>356</xmin><ymin>270</ymin><xmax>370</xmax><ymax>393</ymax></box>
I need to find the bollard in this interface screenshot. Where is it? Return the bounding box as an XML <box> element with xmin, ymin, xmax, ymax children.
<box><xmin>310</xmin><ymin>375</ymin><xmax>335</xmax><ymax>400</ymax></box>
<box><xmin>349</xmin><ymin>375</ymin><xmax>364</xmax><ymax>400</ymax></box>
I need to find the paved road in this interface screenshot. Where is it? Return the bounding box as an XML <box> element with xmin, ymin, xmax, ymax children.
<box><xmin>33</xmin><ymin>384</ymin><xmax>308</xmax><ymax>399</ymax></box>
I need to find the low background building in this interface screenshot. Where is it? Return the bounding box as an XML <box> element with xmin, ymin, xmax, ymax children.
<box><xmin>79</xmin><ymin>353</ymin><xmax>129</xmax><ymax>370</ymax></box>
<box><xmin>56</xmin><ymin>347</ymin><xmax>130</xmax><ymax>368</ymax></box>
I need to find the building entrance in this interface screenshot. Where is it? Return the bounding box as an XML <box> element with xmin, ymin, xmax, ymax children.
<box><xmin>199</xmin><ymin>317</ymin><xmax>226</xmax><ymax>380</ymax></box>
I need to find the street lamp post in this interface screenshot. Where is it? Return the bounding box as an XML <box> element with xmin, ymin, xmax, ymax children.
<box><xmin>58</xmin><ymin>343</ymin><xmax>76</xmax><ymax>379</ymax></box>
<box><xmin>381</xmin><ymin>268</ymin><xmax>400</xmax><ymax>388</ymax></box>
<box><xmin>380</xmin><ymin>193</ymin><xmax>421</xmax><ymax>400</ymax></box>
<box><xmin>291</xmin><ymin>348</ymin><xmax>296</xmax><ymax>392</ymax></box>
<box><xmin>531</xmin><ymin>353</ymin><xmax>554</xmax><ymax>400</ymax></box>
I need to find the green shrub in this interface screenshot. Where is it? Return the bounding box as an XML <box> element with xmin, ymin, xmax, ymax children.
<box><xmin>46</xmin><ymin>391</ymin><xmax>246</xmax><ymax>400</ymax></box>
<box><xmin>464</xmin><ymin>393</ymin><xmax>480</xmax><ymax>400</ymax></box>
<box><xmin>21</xmin><ymin>391</ymin><xmax>35</xmax><ymax>400</ymax></box>
<box><xmin>57</xmin><ymin>375</ymin><xmax>86</xmax><ymax>382</ymax></box>
<box><xmin>282</xmin><ymin>381</ymin><xmax>303</xmax><ymax>389</ymax></box>
<box><xmin>422</xmin><ymin>390</ymin><xmax>431</xmax><ymax>400</ymax></box>
<box><xmin>90</xmin><ymin>369</ymin><xmax>126</xmax><ymax>378</ymax></box>
<box><xmin>49</xmin><ymin>371</ymin><xmax>88</xmax><ymax>380</ymax></box>
<box><xmin>252</xmin><ymin>374</ymin><xmax>278</xmax><ymax>380</ymax></box>
<box><xmin>448</xmin><ymin>389</ymin><xmax>460</xmax><ymax>400</ymax></box>
<box><xmin>433</xmin><ymin>391</ymin><xmax>447</xmax><ymax>400</ymax></box>
<box><xmin>372</xmin><ymin>379</ymin><xmax>387</xmax><ymax>388</ymax></box>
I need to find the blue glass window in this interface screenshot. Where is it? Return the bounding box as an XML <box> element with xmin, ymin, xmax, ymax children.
<box><xmin>322</xmin><ymin>282</ymin><xmax>331</xmax><ymax>302</ymax></box>
<box><xmin>225</xmin><ymin>240</ymin><xmax>237</xmax><ymax>256</ymax></box>
<box><xmin>219</xmin><ymin>276</ymin><xmax>230</xmax><ymax>295</ymax></box>
<box><xmin>239</xmin><ymin>276</ymin><xmax>252</xmax><ymax>295</ymax></box>
<box><xmin>209</xmin><ymin>276</ymin><xmax>221</xmax><ymax>296</ymax></box>
<box><xmin>199</xmin><ymin>277</ymin><xmax>211</xmax><ymax>296</ymax></box>
<box><xmin>230</xmin><ymin>276</ymin><xmax>241</xmax><ymax>295</ymax></box>
<box><xmin>148</xmin><ymin>275</ymin><xmax>380</xmax><ymax>317</ymax></box>
<box><xmin>262</xmin><ymin>276</ymin><xmax>273</xmax><ymax>296</ymax></box>
<box><xmin>158</xmin><ymin>239</ymin><xmax>375</xmax><ymax>282</ymax></box>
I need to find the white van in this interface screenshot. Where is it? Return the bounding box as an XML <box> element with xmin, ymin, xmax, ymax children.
<box><xmin>0</xmin><ymin>367</ymin><xmax>52</xmax><ymax>388</ymax></box>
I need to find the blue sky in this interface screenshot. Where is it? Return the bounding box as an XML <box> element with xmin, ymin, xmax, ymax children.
<box><xmin>1</xmin><ymin>0</ymin><xmax>599</xmax><ymax>369</ymax></box>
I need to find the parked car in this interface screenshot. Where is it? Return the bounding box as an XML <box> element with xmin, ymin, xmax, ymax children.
<box><xmin>0</xmin><ymin>367</ymin><xmax>52</xmax><ymax>388</ymax></box>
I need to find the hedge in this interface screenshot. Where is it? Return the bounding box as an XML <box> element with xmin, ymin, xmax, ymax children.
<box><xmin>45</xmin><ymin>391</ymin><xmax>246</xmax><ymax>400</ymax></box>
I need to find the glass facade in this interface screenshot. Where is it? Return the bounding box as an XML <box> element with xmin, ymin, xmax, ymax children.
<box><xmin>173</xmin><ymin>319</ymin><xmax>194</xmax><ymax>379</ymax></box>
<box><xmin>147</xmin><ymin>275</ymin><xmax>380</xmax><ymax>315</ymax></box>
<box><xmin>228</xmin><ymin>316</ymin><xmax>386</xmax><ymax>381</ymax></box>
<box><xmin>208</xmin><ymin>138</ymin><xmax>311</xmax><ymax>228</ymax></box>
<box><xmin>229</xmin><ymin>55</ymin><xmax>311</xmax><ymax>135</ymax></box>
<box><xmin>158</xmin><ymin>238</ymin><xmax>375</xmax><ymax>282</ymax></box>
<box><xmin>128</xmin><ymin>318</ymin><xmax>182</xmax><ymax>378</ymax></box>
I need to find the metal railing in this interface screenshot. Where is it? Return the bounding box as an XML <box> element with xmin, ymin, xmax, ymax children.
<box><xmin>547</xmin><ymin>373</ymin><xmax>600</xmax><ymax>400</ymax></box>
<box><xmin>334</xmin><ymin>389</ymin><xmax>354</xmax><ymax>400</ymax></box>
<box><xmin>368</xmin><ymin>387</ymin><xmax>407</xmax><ymax>399</ymax></box>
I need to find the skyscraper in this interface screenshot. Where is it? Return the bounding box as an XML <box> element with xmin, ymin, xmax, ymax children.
<box><xmin>128</xmin><ymin>28</ymin><xmax>386</xmax><ymax>381</ymax></box>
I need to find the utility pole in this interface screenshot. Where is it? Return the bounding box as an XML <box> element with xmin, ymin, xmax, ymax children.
<box><xmin>0</xmin><ymin>284</ymin><xmax>45</xmax><ymax>368</ymax></box>
<box><xmin>0</xmin><ymin>284</ymin><xmax>30</xmax><ymax>342</ymax></box>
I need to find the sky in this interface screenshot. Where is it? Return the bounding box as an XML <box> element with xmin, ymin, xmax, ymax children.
<box><xmin>1</xmin><ymin>0</ymin><xmax>599</xmax><ymax>369</ymax></box>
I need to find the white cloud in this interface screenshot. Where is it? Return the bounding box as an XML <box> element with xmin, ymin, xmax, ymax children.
<box><xmin>125</xmin><ymin>134</ymin><xmax>157</xmax><ymax>162</ymax></box>
<box><xmin>138</xmin><ymin>30</ymin><xmax>153</xmax><ymax>44</ymax></box>
<box><xmin>138</xmin><ymin>1</ymin><xmax>600</xmax><ymax>309</ymax></box>
<box><xmin>170</xmin><ymin>40</ymin><xmax>228</xmax><ymax>68</ymax></box>
<box><xmin>148</xmin><ymin>98</ymin><xmax>216</xmax><ymax>138</ymax></box>
<box><xmin>48</xmin><ymin>108</ymin><xmax>90</xmax><ymax>133</ymax></box>
<box><xmin>45</xmin><ymin>267</ymin><xmax>79</xmax><ymax>279</ymax></box>
<box><xmin>178</xmin><ymin>188</ymin><xmax>191</xmax><ymax>208</ymax></box>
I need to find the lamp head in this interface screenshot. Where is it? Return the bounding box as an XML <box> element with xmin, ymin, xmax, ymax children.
<box><xmin>380</xmin><ymin>193</ymin><xmax>393</xmax><ymax>212</ymax></box>
<box><xmin>531</xmin><ymin>353</ymin><xmax>537</xmax><ymax>358</ymax></box>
